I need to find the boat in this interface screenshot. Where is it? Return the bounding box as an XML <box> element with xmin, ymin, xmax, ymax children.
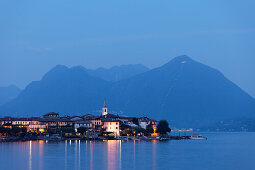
<box><xmin>159</xmin><ymin>137</ymin><xmax>168</xmax><ymax>141</ymax></box>
<box><xmin>190</xmin><ymin>134</ymin><xmax>207</xmax><ymax>140</ymax></box>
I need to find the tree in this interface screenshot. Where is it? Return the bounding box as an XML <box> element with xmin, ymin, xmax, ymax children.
<box><xmin>136</xmin><ymin>127</ymin><xmax>146</xmax><ymax>136</ymax></box>
<box><xmin>12</xmin><ymin>127</ymin><xmax>22</xmax><ymax>136</ymax></box>
<box><xmin>61</xmin><ymin>127</ymin><xmax>75</xmax><ymax>133</ymax></box>
<box><xmin>120</xmin><ymin>123</ymin><xmax>131</xmax><ymax>131</ymax></box>
<box><xmin>132</xmin><ymin>118</ymin><xmax>139</xmax><ymax>126</ymax></box>
<box><xmin>77</xmin><ymin>127</ymin><xmax>88</xmax><ymax>135</ymax></box>
<box><xmin>156</xmin><ymin>120</ymin><xmax>171</xmax><ymax>135</ymax></box>
<box><xmin>146</xmin><ymin>124</ymin><xmax>154</xmax><ymax>134</ymax></box>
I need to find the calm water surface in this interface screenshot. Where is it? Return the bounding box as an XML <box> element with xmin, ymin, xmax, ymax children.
<box><xmin>0</xmin><ymin>132</ymin><xmax>255</xmax><ymax>170</ymax></box>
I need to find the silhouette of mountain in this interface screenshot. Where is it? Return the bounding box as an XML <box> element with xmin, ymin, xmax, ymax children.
<box><xmin>109</xmin><ymin>56</ymin><xmax>255</xmax><ymax>127</ymax></box>
<box><xmin>0</xmin><ymin>85</ymin><xmax>21</xmax><ymax>106</ymax></box>
<box><xmin>0</xmin><ymin>65</ymin><xmax>109</xmax><ymax>117</ymax></box>
<box><xmin>1</xmin><ymin>56</ymin><xmax>254</xmax><ymax>128</ymax></box>
<box><xmin>85</xmin><ymin>64</ymin><xmax>149</xmax><ymax>82</ymax></box>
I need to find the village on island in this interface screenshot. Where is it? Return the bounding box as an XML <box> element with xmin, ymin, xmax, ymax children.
<box><xmin>0</xmin><ymin>100</ymin><xmax>205</xmax><ymax>141</ymax></box>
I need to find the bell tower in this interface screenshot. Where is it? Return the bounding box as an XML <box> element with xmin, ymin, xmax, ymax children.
<box><xmin>102</xmin><ymin>99</ymin><xmax>108</xmax><ymax>116</ymax></box>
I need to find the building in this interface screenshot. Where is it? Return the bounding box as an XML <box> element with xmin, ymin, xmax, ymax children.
<box><xmin>43</xmin><ymin>112</ymin><xmax>59</xmax><ymax>118</ymax></box>
<box><xmin>138</xmin><ymin>116</ymin><xmax>157</xmax><ymax>129</ymax></box>
<box><xmin>0</xmin><ymin>117</ymin><xmax>46</xmax><ymax>132</ymax></box>
<box><xmin>102</xmin><ymin>99</ymin><xmax>108</xmax><ymax>116</ymax></box>
<box><xmin>74</xmin><ymin>120</ymin><xmax>92</xmax><ymax>130</ymax></box>
<box><xmin>102</xmin><ymin>119</ymin><xmax>120</xmax><ymax>136</ymax></box>
<box><xmin>0</xmin><ymin>100</ymin><xmax>158</xmax><ymax>137</ymax></box>
<box><xmin>42</xmin><ymin>118</ymin><xmax>73</xmax><ymax>128</ymax></box>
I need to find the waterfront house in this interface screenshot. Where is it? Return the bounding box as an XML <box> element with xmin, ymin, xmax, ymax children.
<box><xmin>0</xmin><ymin>117</ymin><xmax>46</xmax><ymax>133</ymax></box>
<box><xmin>74</xmin><ymin>120</ymin><xmax>92</xmax><ymax>130</ymax></box>
<box><xmin>138</xmin><ymin>116</ymin><xmax>157</xmax><ymax>129</ymax></box>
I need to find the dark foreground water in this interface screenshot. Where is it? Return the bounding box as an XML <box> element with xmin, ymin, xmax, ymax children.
<box><xmin>0</xmin><ymin>132</ymin><xmax>255</xmax><ymax>170</ymax></box>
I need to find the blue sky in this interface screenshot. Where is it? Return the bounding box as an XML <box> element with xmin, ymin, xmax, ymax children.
<box><xmin>0</xmin><ymin>0</ymin><xmax>255</xmax><ymax>97</ymax></box>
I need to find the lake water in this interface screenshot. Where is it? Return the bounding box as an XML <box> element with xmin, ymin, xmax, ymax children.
<box><xmin>0</xmin><ymin>132</ymin><xmax>255</xmax><ymax>170</ymax></box>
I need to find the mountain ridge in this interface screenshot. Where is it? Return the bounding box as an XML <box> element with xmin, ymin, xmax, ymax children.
<box><xmin>0</xmin><ymin>55</ymin><xmax>254</xmax><ymax>128</ymax></box>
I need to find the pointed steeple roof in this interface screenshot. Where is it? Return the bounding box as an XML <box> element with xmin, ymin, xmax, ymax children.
<box><xmin>103</xmin><ymin>99</ymin><xmax>107</xmax><ymax>107</ymax></box>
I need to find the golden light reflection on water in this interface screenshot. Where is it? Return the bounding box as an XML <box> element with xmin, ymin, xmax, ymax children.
<box><xmin>152</xmin><ymin>140</ymin><xmax>157</xmax><ymax>170</ymax></box>
<box><xmin>107</xmin><ymin>140</ymin><xmax>122</xmax><ymax>170</ymax></box>
<box><xmin>90</xmin><ymin>141</ymin><xmax>93</xmax><ymax>170</ymax></box>
<box><xmin>22</xmin><ymin>139</ymin><xmax>158</xmax><ymax>170</ymax></box>
<box><xmin>133</xmin><ymin>140</ymin><xmax>136</xmax><ymax>169</ymax></box>
<box><xmin>65</xmin><ymin>140</ymin><xmax>67</xmax><ymax>170</ymax></box>
<box><xmin>78</xmin><ymin>140</ymin><xmax>81</xmax><ymax>170</ymax></box>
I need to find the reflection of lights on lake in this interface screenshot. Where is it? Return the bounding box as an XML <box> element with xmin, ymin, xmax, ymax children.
<box><xmin>78</xmin><ymin>140</ymin><xmax>81</xmax><ymax>170</ymax></box>
<box><xmin>65</xmin><ymin>140</ymin><xmax>67</xmax><ymax>170</ymax></box>
<box><xmin>69</xmin><ymin>140</ymin><xmax>72</xmax><ymax>145</ymax></box>
<box><xmin>120</xmin><ymin>140</ymin><xmax>122</xmax><ymax>169</ymax></box>
<box><xmin>29</xmin><ymin>141</ymin><xmax>32</xmax><ymax>170</ymax></box>
<box><xmin>152</xmin><ymin>140</ymin><xmax>157</xmax><ymax>170</ymax></box>
<box><xmin>90</xmin><ymin>141</ymin><xmax>93</xmax><ymax>170</ymax></box>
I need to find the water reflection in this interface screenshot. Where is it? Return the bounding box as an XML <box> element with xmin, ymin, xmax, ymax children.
<box><xmin>65</xmin><ymin>140</ymin><xmax>67</xmax><ymax>170</ymax></box>
<box><xmin>107</xmin><ymin>140</ymin><xmax>122</xmax><ymax>170</ymax></box>
<box><xmin>1</xmin><ymin>133</ymin><xmax>254</xmax><ymax>170</ymax></box>
<box><xmin>29</xmin><ymin>141</ymin><xmax>32</xmax><ymax>170</ymax></box>
<box><xmin>152</xmin><ymin>140</ymin><xmax>157</xmax><ymax>170</ymax></box>
<box><xmin>8</xmin><ymin>140</ymin><xmax>159</xmax><ymax>170</ymax></box>
<box><xmin>133</xmin><ymin>140</ymin><xmax>136</xmax><ymax>169</ymax></box>
<box><xmin>90</xmin><ymin>141</ymin><xmax>93</xmax><ymax>170</ymax></box>
<box><xmin>78</xmin><ymin>140</ymin><xmax>80</xmax><ymax>170</ymax></box>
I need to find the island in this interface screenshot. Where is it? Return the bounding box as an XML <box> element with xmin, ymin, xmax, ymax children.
<box><xmin>0</xmin><ymin>100</ymin><xmax>200</xmax><ymax>142</ymax></box>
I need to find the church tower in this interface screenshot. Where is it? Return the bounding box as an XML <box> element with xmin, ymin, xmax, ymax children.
<box><xmin>102</xmin><ymin>99</ymin><xmax>108</xmax><ymax>116</ymax></box>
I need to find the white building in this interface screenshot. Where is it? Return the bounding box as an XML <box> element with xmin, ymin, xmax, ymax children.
<box><xmin>102</xmin><ymin>119</ymin><xmax>120</xmax><ymax>136</ymax></box>
<box><xmin>74</xmin><ymin>120</ymin><xmax>92</xmax><ymax>130</ymax></box>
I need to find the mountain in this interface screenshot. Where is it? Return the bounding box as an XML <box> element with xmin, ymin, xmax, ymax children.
<box><xmin>0</xmin><ymin>65</ymin><xmax>109</xmax><ymax>116</ymax></box>
<box><xmin>1</xmin><ymin>56</ymin><xmax>255</xmax><ymax>128</ymax></box>
<box><xmin>85</xmin><ymin>64</ymin><xmax>149</xmax><ymax>82</ymax></box>
<box><xmin>109</xmin><ymin>56</ymin><xmax>255</xmax><ymax>127</ymax></box>
<box><xmin>0</xmin><ymin>85</ymin><xmax>21</xmax><ymax>106</ymax></box>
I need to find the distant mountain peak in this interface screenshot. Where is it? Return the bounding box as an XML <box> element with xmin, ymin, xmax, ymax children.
<box><xmin>171</xmin><ymin>55</ymin><xmax>193</xmax><ymax>63</ymax></box>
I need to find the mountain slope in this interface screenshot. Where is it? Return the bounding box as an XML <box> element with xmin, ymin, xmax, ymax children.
<box><xmin>109</xmin><ymin>56</ymin><xmax>255</xmax><ymax>127</ymax></box>
<box><xmin>0</xmin><ymin>65</ymin><xmax>109</xmax><ymax>116</ymax></box>
<box><xmin>0</xmin><ymin>85</ymin><xmax>21</xmax><ymax>106</ymax></box>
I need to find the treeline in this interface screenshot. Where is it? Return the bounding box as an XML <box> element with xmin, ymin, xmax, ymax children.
<box><xmin>120</xmin><ymin>120</ymin><xmax>171</xmax><ymax>136</ymax></box>
<box><xmin>0</xmin><ymin>126</ymin><xmax>27</xmax><ymax>137</ymax></box>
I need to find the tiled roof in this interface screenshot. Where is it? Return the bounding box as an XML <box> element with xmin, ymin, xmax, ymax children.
<box><xmin>43</xmin><ymin>112</ymin><xmax>59</xmax><ymax>116</ymax></box>
<box><xmin>0</xmin><ymin>117</ymin><xmax>43</xmax><ymax>121</ymax></box>
<box><xmin>42</xmin><ymin>117</ymin><xmax>73</xmax><ymax>122</ymax></box>
<box><xmin>101</xmin><ymin>118</ymin><xmax>120</xmax><ymax>122</ymax></box>
<box><xmin>138</xmin><ymin>116</ymin><xmax>157</xmax><ymax>122</ymax></box>
<box><xmin>74</xmin><ymin>120</ymin><xmax>92</xmax><ymax>124</ymax></box>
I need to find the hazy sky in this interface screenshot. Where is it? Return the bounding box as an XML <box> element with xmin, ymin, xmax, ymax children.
<box><xmin>0</xmin><ymin>0</ymin><xmax>255</xmax><ymax>97</ymax></box>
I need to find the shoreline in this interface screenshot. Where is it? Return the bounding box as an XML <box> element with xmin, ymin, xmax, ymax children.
<box><xmin>0</xmin><ymin>135</ymin><xmax>194</xmax><ymax>142</ymax></box>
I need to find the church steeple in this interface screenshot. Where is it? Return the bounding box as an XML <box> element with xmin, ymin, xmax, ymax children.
<box><xmin>102</xmin><ymin>99</ymin><xmax>108</xmax><ymax>116</ymax></box>
<box><xmin>104</xmin><ymin>99</ymin><xmax>107</xmax><ymax>107</ymax></box>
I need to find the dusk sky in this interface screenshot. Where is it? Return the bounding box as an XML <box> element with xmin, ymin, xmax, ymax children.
<box><xmin>1</xmin><ymin>0</ymin><xmax>255</xmax><ymax>97</ymax></box>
